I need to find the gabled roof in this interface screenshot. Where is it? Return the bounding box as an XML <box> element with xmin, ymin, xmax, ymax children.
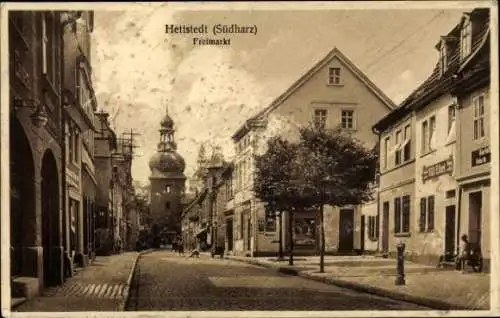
<box><xmin>373</xmin><ymin>8</ymin><xmax>490</xmax><ymax>133</ymax></box>
<box><xmin>232</xmin><ymin>47</ymin><xmax>396</xmax><ymax>141</ymax></box>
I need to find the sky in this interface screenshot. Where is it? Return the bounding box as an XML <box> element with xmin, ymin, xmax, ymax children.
<box><xmin>90</xmin><ymin>6</ymin><xmax>467</xmax><ymax>186</ymax></box>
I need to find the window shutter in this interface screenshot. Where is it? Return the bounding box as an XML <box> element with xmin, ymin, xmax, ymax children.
<box><xmin>427</xmin><ymin>196</ymin><xmax>435</xmax><ymax>231</ymax></box>
<box><xmin>394</xmin><ymin>198</ymin><xmax>401</xmax><ymax>234</ymax></box>
<box><xmin>375</xmin><ymin>214</ymin><xmax>380</xmax><ymax>239</ymax></box>
<box><xmin>419</xmin><ymin>198</ymin><xmax>426</xmax><ymax>232</ymax></box>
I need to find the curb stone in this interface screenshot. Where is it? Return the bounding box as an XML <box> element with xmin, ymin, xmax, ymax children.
<box><xmin>226</xmin><ymin>256</ymin><xmax>482</xmax><ymax>311</ymax></box>
<box><xmin>118</xmin><ymin>249</ymin><xmax>153</xmax><ymax>311</ymax></box>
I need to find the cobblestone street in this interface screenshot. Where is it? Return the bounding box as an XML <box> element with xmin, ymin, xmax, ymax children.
<box><xmin>126</xmin><ymin>250</ymin><xmax>430</xmax><ymax>311</ymax></box>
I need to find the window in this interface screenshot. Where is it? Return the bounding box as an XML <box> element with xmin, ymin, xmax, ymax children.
<box><xmin>421</xmin><ymin>116</ymin><xmax>436</xmax><ymax>153</ymax></box>
<box><xmin>395</xmin><ymin>130</ymin><xmax>402</xmax><ymax>165</ymax></box>
<box><xmin>314</xmin><ymin>109</ymin><xmax>327</xmax><ymax>129</ymax></box>
<box><xmin>165</xmin><ymin>185</ymin><xmax>171</xmax><ymax>193</ymax></box>
<box><xmin>165</xmin><ymin>202</ymin><xmax>171</xmax><ymax>210</ymax></box>
<box><xmin>328</xmin><ymin>67</ymin><xmax>341</xmax><ymax>85</ymax></box>
<box><xmin>419</xmin><ymin>196</ymin><xmax>435</xmax><ymax>232</ymax></box>
<box><xmin>403</xmin><ymin>125</ymin><xmax>411</xmax><ymax>162</ymax></box>
<box><xmin>429</xmin><ymin>116</ymin><xmax>436</xmax><ymax>149</ymax></box>
<box><xmin>368</xmin><ymin>215</ymin><xmax>379</xmax><ymax>241</ymax></box>
<box><xmin>421</xmin><ymin>120</ymin><xmax>428</xmax><ymax>153</ymax></box>
<box><xmin>341</xmin><ymin>110</ymin><xmax>354</xmax><ymax>129</ymax></box>
<box><xmin>460</xmin><ymin>17</ymin><xmax>472</xmax><ymax>61</ymax></box>
<box><xmin>383</xmin><ymin>137</ymin><xmax>390</xmax><ymax>169</ymax></box>
<box><xmin>440</xmin><ymin>41</ymin><xmax>448</xmax><ymax>74</ymax></box>
<box><xmin>394</xmin><ymin>195</ymin><xmax>410</xmax><ymax>234</ymax></box>
<box><xmin>445</xmin><ymin>190</ymin><xmax>456</xmax><ymax>199</ymax></box>
<box><xmin>473</xmin><ymin>95</ymin><xmax>485</xmax><ymax>140</ymax></box>
<box><xmin>448</xmin><ymin>105</ymin><xmax>456</xmax><ymax>134</ymax></box>
<box><xmin>42</xmin><ymin>12</ymin><xmax>56</xmax><ymax>85</ymax></box>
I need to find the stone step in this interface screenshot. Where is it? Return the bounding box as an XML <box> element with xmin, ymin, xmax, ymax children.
<box><xmin>11</xmin><ymin>297</ymin><xmax>27</xmax><ymax>309</ymax></box>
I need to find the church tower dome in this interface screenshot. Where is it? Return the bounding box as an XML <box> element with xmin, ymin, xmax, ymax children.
<box><xmin>148</xmin><ymin>107</ymin><xmax>186</xmax><ymax>177</ymax></box>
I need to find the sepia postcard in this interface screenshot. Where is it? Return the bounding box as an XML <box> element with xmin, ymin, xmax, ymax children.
<box><xmin>1</xmin><ymin>1</ymin><xmax>499</xmax><ymax>317</ymax></box>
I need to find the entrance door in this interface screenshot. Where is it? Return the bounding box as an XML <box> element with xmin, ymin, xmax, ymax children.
<box><xmin>338</xmin><ymin>208</ymin><xmax>354</xmax><ymax>252</ymax></box>
<box><xmin>382</xmin><ymin>202</ymin><xmax>389</xmax><ymax>254</ymax></box>
<box><xmin>445</xmin><ymin>205</ymin><xmax>456</xmax><ymax>261</ymax></box>
<box><xmin>469</xmin><ymin>192</ymin><xmax>482</xmax><ymax>246</ymax></box>
<box><xmin>226</xmin><ymin>218</ymin><xmax>233</xmax><ymax>251</ymax></box>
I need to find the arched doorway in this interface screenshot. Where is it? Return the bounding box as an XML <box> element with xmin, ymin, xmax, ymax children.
<box><xmin>41</xmin><ymin>150</ymin><xmax>60</xmax><ymax>287</ymax></box>
<box><xmin>10</xmin><ymin>118</ymin><xmax>35</xmax><ymax>278</ymax></box>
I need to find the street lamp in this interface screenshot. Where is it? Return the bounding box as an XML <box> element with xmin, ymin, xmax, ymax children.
<box><xmin>12</xmin><ymin>97</ymin><xmax>49</xmax><ymax>128</ymax></box>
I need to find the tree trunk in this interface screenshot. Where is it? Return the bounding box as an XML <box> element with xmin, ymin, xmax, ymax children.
<box><xmin>288</xmin><ymin>210</ymin><xmax>294</xmax><ymax>266</ymax></box>
<box><xmin>319</xmin><ymin>204</ymin><xmax>325</xmax><ymax>273</ymax></box>
<box><xmin>278</xmin><ymin>212</ymin><xmax>283</xmax><ymax>260</ymax></box>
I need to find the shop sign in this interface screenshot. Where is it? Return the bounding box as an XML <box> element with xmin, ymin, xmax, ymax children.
<box><xmin>471</xmin><ymin>145</ymin><xmax>490</xmax><ymax>167</ymax></box>
<box><xmin>422</xmin><ymin>156</ymin><xmax>453</xmax><ymax>182</ymax></box>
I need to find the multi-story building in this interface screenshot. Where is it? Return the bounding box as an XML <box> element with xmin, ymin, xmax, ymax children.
<box><xmin>231</xmin><ymin>47</ymin><xmax>395</xmax><ymax>257</ymax></box>
<box><xmin>452</xmin><ymin>9</ymin><xmax>491</xmax><ymax>271</ymax></box>
<box><xmin>61</xmin><ymin>10</ymin><xmax>98</xmax><ymax>269</ymax></box>
<box><xmin>180</xmin><ymin>148</ymin><xmax>232</xmax><ymax>254</ymax></box>
<box><xmin>94</xmin><ymin>111</ymin><xmax>119</xmax><ymax>255</ymax></box>
<box><xmin>373</xmin><ymin>8</ymin><xmax>491</xmax><ymax>269</ymax></box>
<box><xmin>9</xmin><ymin>10</ymin><xmax>67</xmax><ymax>299</ymax></box>
<box><xmin>114</xmin><ymin>137</ymin><xmax>135</xmax><ymax>250</ymax></box>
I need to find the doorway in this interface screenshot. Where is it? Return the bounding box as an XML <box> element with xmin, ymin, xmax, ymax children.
<box><xmin>338</xmin><ymin>208</ymin><xmax>354</xmax><ymax>252</ymax></box>
<box><xmin>360</xmin><ymin>215</ymin><xmax>365</xmax><ymax>253</ymax></box>
<box><xmin>445</xmin><ymin>205</ymin><xmax>456</xmax><ymax>261</ymax></box>
<box><xmin>382</xmin><ymin>202</ymin><xmax>389</xmax><ymax>254</ymax></box>
<box><xmin>41</xmin><ymin>150</ymin><xmax>61</xmax><ymax>287</ymax></box>
<box><xmin>10</xmin><ymin>118</ymin><xmax>35</xmax><ymax>278</ymax></box>
<box><xmin>226</xmin><ymin>218</ymin><xmax>233</xmax><ymax>251</ymax></box>
<box><xmin>468</xmin><ymin>191</ymin><xmax>482</xmax><ymax>246</ymax></box>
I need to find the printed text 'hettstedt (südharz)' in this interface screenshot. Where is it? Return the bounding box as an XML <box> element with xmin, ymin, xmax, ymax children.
<box><xmin>165</xmin><ymin>24</ymin><xmax>258</xmax><ymax>46</ymax></box>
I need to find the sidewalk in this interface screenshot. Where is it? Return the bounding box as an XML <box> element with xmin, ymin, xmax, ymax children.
<box><xmin>227</xmin><ymin>255</ymin><xmax>490</xmax><ymax>310</ymax></box>
<box><xmin>13</xmin><ymin>251</ymin><xmax>143</xmax><ymax>312</ymax></box>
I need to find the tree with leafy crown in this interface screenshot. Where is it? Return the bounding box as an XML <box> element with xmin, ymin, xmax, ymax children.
<box><xmin>295</xmin><ymin>124</ymin><xmax>378</xmax><ymax>272</ymax></box>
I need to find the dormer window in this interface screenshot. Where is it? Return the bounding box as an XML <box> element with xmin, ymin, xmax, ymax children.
<box><xmin>328</xmin><ymin>67</ymin><xmax>341</xmax><ymax>85</ymax></box>
<box><xmin>460</xmin><ymin>15</ymin><xmax>472</xmax><ymax>61</ymax></box>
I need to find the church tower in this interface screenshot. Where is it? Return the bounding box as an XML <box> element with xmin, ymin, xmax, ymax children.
<box><xmin>148</xmin><ymin>107</ymin><xmax>186</xmax><ymax>245</ymax></box>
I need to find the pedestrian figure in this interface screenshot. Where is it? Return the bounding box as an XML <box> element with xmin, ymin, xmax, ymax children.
<box><xmin>189</xmin><ymin>239</ymin><xmax>200</xmax><ymax>258</ymax></box>
<box><xmin>177</xmin><ymin>238</ymin><xmax>185</xmax><ymax>256</ymax></box>
<box><xmin>457</xmin><ymin>234</ymin><xmax>471</xmax><ymax>273</ymax></box>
